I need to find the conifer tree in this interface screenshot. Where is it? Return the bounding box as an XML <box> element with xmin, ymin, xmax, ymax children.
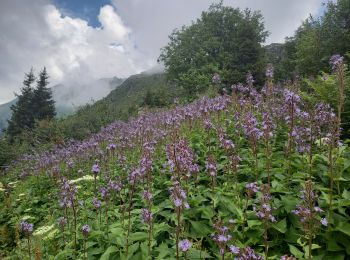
<box><xmin>33</xmin><ymin>67</ymin><xmax>56</xmax><ymax>120</ymax></box>
<box><xmin>7</xmin><ymin>68</ymin><xmax>36</xmax><ymax>140</ymax></box>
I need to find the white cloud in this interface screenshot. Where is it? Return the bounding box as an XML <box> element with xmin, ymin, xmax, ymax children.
<box><xmin>112</xmin><ymin>0</ymin><xmax>324</xmax><ymax>57</ymax></box>
<box><xmin>0</xmin><ymin>0</ymin><xmax>325</xmax><ymax>104</ymax></box>
<box><xmin>0</xmin><ymin>0</ymin><xmax>150</xmax><ymax>104</ymax></box>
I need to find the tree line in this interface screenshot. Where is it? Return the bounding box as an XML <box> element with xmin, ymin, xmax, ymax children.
<box><xmin>269</xmin><ymin>0</ymin><xmax>350</xmax><ymax>80</ymax></box>
<box><xmin>6</xmin><ymin>67</ymin><xmax>56</xmax><ymax>141</ymax></box>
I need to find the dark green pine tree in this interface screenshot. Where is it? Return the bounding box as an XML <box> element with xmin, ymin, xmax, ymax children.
<box><xmin>7</xmin><ymin>68</ymin><xmax>36</xmax><ymax>140</ymax></box>
<box><xmin>33</xmin><ymin>67</ymin><xmax>56</xmax><ymax>121</ymax></box>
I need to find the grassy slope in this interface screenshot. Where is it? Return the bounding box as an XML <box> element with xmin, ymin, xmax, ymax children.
<box><xmin>57</xmin><ymin>72</ymin><xmax>181</xmax><ymax>140</ymax></box>
<box><xmin>1</xmin><ymin>89</ymin><xmax>350</xmax><ymax>259</ymax></box>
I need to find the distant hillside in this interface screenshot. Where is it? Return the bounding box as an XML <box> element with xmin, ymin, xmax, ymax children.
<box><xmin>0</xmin><ymin>77</ymin><xmax>124</xmax><ymax>132</ymax></box>
<box><xmin>265</xmin><ymin>43</ymin><xmax>284</xmax><ymax>65</ymax></box>
<box><xmin>58</xmin><ymin>72</ymin><xmax>181</xmax><ymax>140</ymax></box>
<box><xmin>0</xmin><ymin>99</ymin><xmax>16</xmax><ymax>132</ymax></box>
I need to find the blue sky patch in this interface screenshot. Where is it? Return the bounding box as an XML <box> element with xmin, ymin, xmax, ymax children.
<box><xmin>52</xmin><ymin>0</ymin><xmax>111</xmax><ymax>27</ymax></box>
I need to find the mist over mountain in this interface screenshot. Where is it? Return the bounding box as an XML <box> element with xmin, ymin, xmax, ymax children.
<box><xmin>0</xmin><ymin>76</ymin><xmax>124</xmax><ymax>132</ymax></box>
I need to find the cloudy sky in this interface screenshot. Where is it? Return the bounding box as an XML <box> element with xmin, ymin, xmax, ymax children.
<box><xmin>0</xmin><ymin>0</ymin><xmax>326</xmax><ymax>104</ymax></box>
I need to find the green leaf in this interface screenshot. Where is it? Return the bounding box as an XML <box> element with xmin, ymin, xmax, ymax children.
<box><xmin>129</xmin><ymin>232</ymin><xmax>148</xmax><ymax>242</ymax></box>
<box><xmin>153</xmin><ymin>222</ymin><xmax>171</xmax><ymax>236</ymax></box>
<box><xmin>110</xmin><ymin>227</ymin><xmax>124</xmax><ymax>237</ymax></box>
<box><xmin>187</xmin><ymin>248</ymin><xmax>212</xmax><ymax>259</ymax></box>
<box><xmin>342</xmin><ymin>189</ymin><xmax>350</xmax><ymax>200</ymax></box>
<box><xmin>289</xmin><ymin>244</ymin><xmax>304</xmax><ymax>259</ymax></box>
<box><xmin>190</xmin><ymin>220</ymin><xmax>212</xmax><ymax>237</ymax></box>
<box><xmin>281</xmin><ymin>196</ymin><xmax>298</xmax><ymax>212</ymax></box>
<box><xmin>128</xmin><ymin>242</ymin><xmax>140</xmax><ymax>257</ymax></box>
<box><xmin>140</xmin><ymin>241</ymin><xmax>149</xmax><ymax>259</ymax></box>
<box><xmin>100</xmin><ymin>246</ymin><xmax>118</xmax><ymax>260</ymax></box>
<box><xmin>336</xmin><ymin>222</ymin><xmax>350</xmax><ymax>237</ymax></box>
<box><xmin>88</xmin><ymin>247</ymin><xmax>105</xmax><ymax>255</ymax></box>
<box><xmin>156</xmin><ymin>243</ymin><xmax>172</xmax><ymax>259</ymax></box>
<box><xmin>85</xmin><ymin>241</ymin><xmax>97</xmax><ymax>249</ymax></box>
<box><xmin>272</xmin><ymin>218</ymin><xmax>287</xmax><ymax>233</ymax></box>
<box><xmin>247</xmin><ymin>220</ymin><xmax>262</xmax><ymax>228</ymax></box>
<box><xmin>54</xmin><ymin>249</ymin><xmax>74</xmax><ymax>260</ymax></box>
<box><xmin>327</xmin><ymin>239</ymin><xmax>343</xmax><ymax>252</ymax></box>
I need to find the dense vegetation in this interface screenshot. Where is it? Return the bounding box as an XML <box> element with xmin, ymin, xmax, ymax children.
<box><xmin>0</xmin><ymin>57</ymin><xmax>349</xmax><ymax>259</ymax></box>
<box><xmin>159</xmin><ymin>2</ymin><xmax>268</xmax><ymax>97</ymax></box>
<box><xmin>0</xmin><ymin>1</ymin><xmax>350</xmax><ymax>259</ymax></box>
<box><xmin>267</xmin><ymin>0</ymin><xmax>350</xmax><ymax>80</ymax></box>
<box><xmin>0</xmin><ymin>73</ymin><xmax>181</xmax><ymax>166</ymax></box>
<box><xmin>2</xmin><ymin>0</ymin><xmax>350</xmax><ymax>167</ymax></box>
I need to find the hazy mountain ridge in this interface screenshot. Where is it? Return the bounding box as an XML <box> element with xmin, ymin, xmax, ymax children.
<box><xmin>56</xmin><ymin>71</ymin><xmax>180</xmax><ymax>140</ymax></box>
<box><xmin>0</xmin><ymin>76</ymin><xmax>124</xmax><ymax>132</ymax></box>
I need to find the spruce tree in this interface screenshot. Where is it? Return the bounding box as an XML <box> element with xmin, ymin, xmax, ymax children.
<box><xmin>7</xmin><ymin>68</ymin><xmax>36</xmax><ymax>140</ymax></box>
<box><xmin>33</xmin><ymin>67</ymin><xmax>56</xmax><ymax>120</ymax></box>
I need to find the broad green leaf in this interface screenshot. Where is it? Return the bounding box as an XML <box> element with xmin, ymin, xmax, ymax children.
<box><xmin>187</xmin><ymin>248</ymin><xmax>212</xmax><ymax>259</ymax></box>
<box><xmin>336</xmin><ymin>222</ymin><xmax>350</xmax><ymax>237</ymax></box>
<box><xmin>342</xmin><ymin>189</ymin><xmax>350</xmax><ymax>200</ymax></box>
<box><xmin>289</xmin><ymin>244</ymin><xmax>303</xmax><ymax>259</ymax></box>
<box><xmin>272</xmin><ymin>218</ymin><xmax>287</xmax><ymax>233</ymax></box>
<box><xmin>100</xmin><ymin>246</ymin><xmax>118</xmax><ymax>260</ymax></box>
<box><xmin>54</xmin><ymin>249</ymin><xmax>74</xmax><ymax>260</ymax></box>
<box><xmin>129</xmin><ymin>232</ymin><xmax>148</xmax><ymax>242</ymax></box>
<box><xmin>190</xmin><ymin>220</ymin><xmax>212</xmax><ymax>237</ymax></box>
<box><xmin>156</xmin><ymin>243</ymin><xmax>172</xmax><ymax>259</ymax></box>
<box><xmin>247</xmin><ymin>220</ymin><xmax>262</xmax><ymax>228</ymax></box>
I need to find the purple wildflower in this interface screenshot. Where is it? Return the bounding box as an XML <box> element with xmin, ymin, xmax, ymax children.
<box><xmin>206</xmin><ymin>155</ymin><xmax>217</xmax><ymax>177</ymax></box>
<box><xmin>266</xmin><ymin>64</ymin><xmax>274</xmax><ymax>78</ymax></box>
<box><xmin>141</xmin><ymin>208</ymin><xmax>153</xmax><ymax>224</ymax></box>
<box><xmin>169</xmin><ymin>181</ymin><xmax>188</xmax><ymax>209</ymax></box>
<box><xmin>236</xmin><ymin>247</ymin><xmax>263</xmax><ymax>260</ymax></box>
<box><xmin>81</xmin><ymin>224</ymin><xmax>90</xmax><ymax>238</ymax></box>
<box><xmin>212</xmin><ymin>221</ymin><xmax>232</xmax><ymax>256</ymax></box>
<box><xmin>92</xmin><ymin>163</ymin><xmax>100</xmax><ymax>174</ymax></box>
<box><xmin>20</xmin><ymin>220</ymin><xmax>34</xmax><ymax>236</ymax></box>
<box><xmin>99</xmin><ymin>187</ymin><xmax>110</xmax><ymax>200</ymax></box>
<box><xmin>229</xmin><ymin>245</ymin><xmax>240</xmax><ymax>254</ymax></box>
<box><xmin>57</xmin><ymin>217</ymin><xmax>67</xmax><ymax>229</ymax></box>
<box><xmin>92</xmin><ymin>198</ymin><xmax>101</xmax><ymax>209</ymax></box>
<box><xmin>330</xmin><ymin>54</ymin><xmax>344</xmax><ymax>70</ymax></box>
<box><xmin>143</xmin><ymin>190</ymin><xmax>153</xmax><ymax>202</ymax></box>
<box><xmin>281</xmin><ymin>255</ymin><xmax>296</xmax><ymax>260</ymax></box>
<box><xmin>178</xmin><ymin>239</ymin><xmax>192</xmax><ymax>252</ymax></box>
<box><xmin>212</xmin><ymin>73</ymin><xmax>221</xmax><ymax>84</ymax></box>
<box><xmin>246</xmin><ymin>182</ymin><xmax>259</xmax><ymax>197</ymax></box>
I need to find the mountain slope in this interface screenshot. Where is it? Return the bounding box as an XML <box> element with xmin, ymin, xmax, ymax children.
<box><xmin>0</xmin><ymin>99</ymin><xmax>16</xmax><ymax>132</ymax></box>
<box><xmin>0</xmin><ymin>77</ymin><xmax>124</xmax><ymax>132</ymax></box>
<box><xmin>58</xmin><ymin>72</ymin><xmax>181</xmax><ymax>140</ymax></box>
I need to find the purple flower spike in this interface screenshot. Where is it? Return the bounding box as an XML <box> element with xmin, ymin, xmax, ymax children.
<box><xmin>92</xmin><ymin>198</ymin><xmax>101</xmax><ymax>209</ymax></box>
<box><xmin>265</xmin><ymin>64</ymin><xmax>274</xmax><ymax>78</ymax></box>
<box><xmin>330</xmin><ymin>54</ymin><xmax>344</xmax><ymax>70</ymax></box>
<box><xmin>141</xmin><ymin>208</ymin><xmax>153</xmax><ymax>224</ymax></box>
<box><xmin>178</xmin><ymin>239</ymin><xmax>191</xmax><ymax>252</ymax></box>
<box><xmin>229</xmin><ymin>245</ymin><xmax>240</xmax><ymax>254</ymax></box>
<box><xmin>57</xmin><ymin>217</ymin><xmax>67</xmax><ymax>229</ymax></box>
<box><xmin>212</xmin><ymin>73</ymin><xmax>221</xmax><ymax>84</ymax></box>
<box><xmin>20</xmin><ymin>220</ymin><xmax>34</xmax><ymax>236</ymax></box>
<box><xmin>81</xmin><ymin>224</ymin><xmax>91</xmax><ymax>237</ymax></box>
<box><xmin>92</xmin><ymin>163</ymin><xmax>100</xmax><ymax>174</ymax></box>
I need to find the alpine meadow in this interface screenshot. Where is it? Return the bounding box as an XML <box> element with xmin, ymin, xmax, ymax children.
<box><xmin>1</xmin><ymin>1</ymin><xmax>350</xmax><ymax>260</ymax></box>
